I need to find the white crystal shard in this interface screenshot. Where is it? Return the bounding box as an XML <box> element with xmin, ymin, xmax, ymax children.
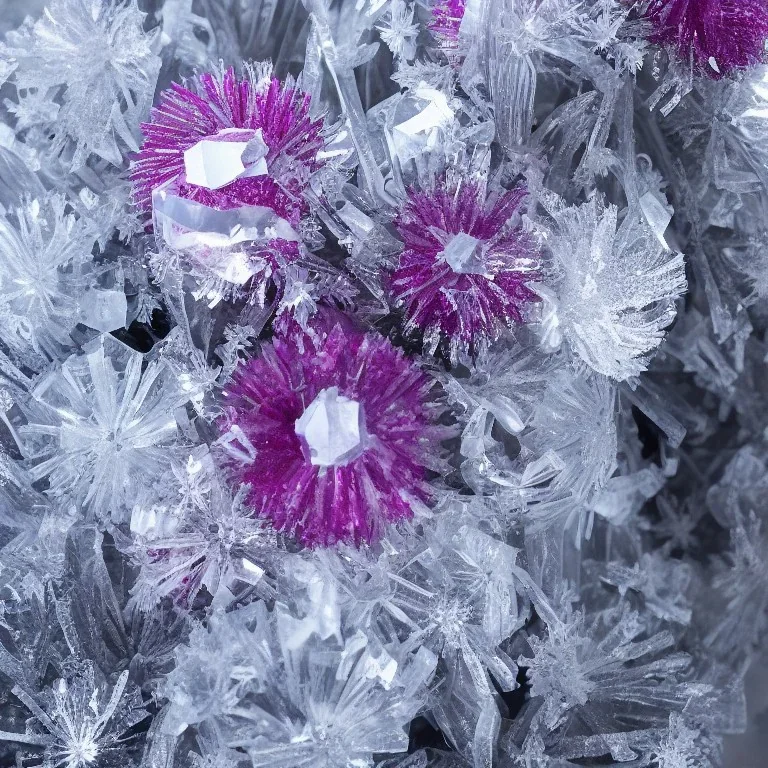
<box><xmin>183</xmin><ymin>129</ymin><xmax>269</xmax><ymax>189</ymax></box>
<box><xmin>184</xmin><ymin>140</ymin><xmax>250</xmax><ymax>190</ymax></box>
<box><xmin>441</xmin><ymin>232</ymin><xmax>486</xmax><ymax>274</ymax></box>
<box><xmin>295</xmin><ymin>387</ymin><xmax>366</xmax><ymax>467</ymax></box>
<box><xmin>392</xmin><ymin>83</ymin><xmax>454</xmax><ymax>161</ymax></box>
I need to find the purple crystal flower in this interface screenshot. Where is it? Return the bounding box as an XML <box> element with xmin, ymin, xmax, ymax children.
<box><xmin>429</xmin><ymin>0</ymin><xmax>467</xmax><ymax>53</ymax></box>
<box><xmin>389</xmin><ymin>179</ymin><xmax>540</xmax><ymax>361</ymax></box>
<box><xmin>644</xmin><ymin>0</ymin><xmax>768</xmax><ymax>78</ymax></box>
<box><xmin>220</xmin><ymin>314</ymin><xmax>451</xmax><ymax>547</ymax></box>
<box><xmin>131</xmin><ymin>64</ymin><xmax>325</xmax><ymax>222</ymax></box>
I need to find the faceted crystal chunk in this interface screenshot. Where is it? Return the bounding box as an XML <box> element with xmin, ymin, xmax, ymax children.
<box><xmin>77</xmin><ymin>288</ymin><xmax>128</xmax><ymax>332</ymax></box>
<box><xmin>441</xmin><ymin>232</ymin><xmax>486</xmax><ymax>274</ymax></box>
<box><xmin>184</xmin><ymin>139</ymin><xmax>250</xmax><ymax>190</ymax></box>
<box><xmin>295</xmin><ymin>387</ymin><xmax>366</xmax><ymax>467</ymax></box>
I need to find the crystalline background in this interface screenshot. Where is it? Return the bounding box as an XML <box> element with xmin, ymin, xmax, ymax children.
<box><xmin>0</xmin><ymin>1</ymin><xmax>767</xmax><ymax>768</ymax></box>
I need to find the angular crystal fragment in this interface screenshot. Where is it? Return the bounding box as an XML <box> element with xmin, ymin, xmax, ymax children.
<box><xmin>441</xmin><ymin>232</ymin><xmax>486</xmax><ymax>274</ymax></box>
<box><xmin>152</xmin><ymin>183</ymin><xmax>300</xmax><ymax>252</ymax></box>
<box><xmin>295</xmin><ymin>387</ymin><xmax>366</xmax><ymax>467</ymax></box>
<box><xmin>184</xmin><ymin>140</ymin><xmax>250</xmax><ymax>190</ymax></box>
<box><xmin>77</xmin><ymin>288</ymin><xmax>128</xmax><ymax>332</ymax></box>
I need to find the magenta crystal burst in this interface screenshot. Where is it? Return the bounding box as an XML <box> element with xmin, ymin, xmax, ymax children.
<box><xmin>429</xmin><ymin>0</ymin><xmax>467</xmax><ymax>53</ymax></box>
<box><xmin>389</xmin><ymin>179</ymin><xmax>540</xmax><ymax>360</ymax></box>
<box><xmin>130</xmin><ymin>64</ymin><xmax>325</xmax><ymax>224</ymax></box>
<box><xmin>221</xmin><ymin>314</ymin><xmax>452</xmax><ymax>547</ymax></box>
<box><xmin>644</xmin><ymin>0</ymin><xmax>768</xmax><ymax>78</ymax></box>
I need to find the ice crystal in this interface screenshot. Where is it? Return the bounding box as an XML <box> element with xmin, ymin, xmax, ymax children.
<box><xmin>390</xmin><ymin>179</ymin><xmax>540</xmax><ymax>363</ymax></box>
<box><xmin>644</xmin><ymin>0</ymin><xmax>768</xmax><ymax>78</ymax></box>
<box><xmin>648</xmin><ymin>713</ymin><xmax>721</xmax><ymax>768</ymax></box>
<box><xmin>544</xmin><ymin>198</ymin><xmax>687</xmax><ymax>380</ymax></box>
<box><xmin>520</xmin><ymin>604</ymin><xmax>696</xmax><ymax>734</ymax></box>
<box><xmin>377</xmin><ymin>0</ymin><xmax>420</xmax><ymax>59</ymax></box>
<box><xmin>0</xmin><ymin>665</ymin><xmax>147</xmax><ymax>768</ymax></box>
<box><xmin>162</xmin><ymin>601</ymin><xmax>436</xmax><ymax>767</ymax></box>
<box><xmin>5</xmin><ymin>0</ymin><xmax>160</xmax><ymax>167</ymax></box>
<box><xmin>128</xmin><ymin>450</ymin><xmax>280</xmax><ymax>610</ymax></box>
<box><xmin>21</xmin><ymin>336</ymin><xmax>191</xmax><ymax>522</ymax></box>
<box><xmin>221</xmin><ymin>315</ymin><xmax>452</xmax><ymax>546</ymax></box>
<box><xmin>0</xmin><ymin>195</ymin><xmax>95</xmax><ymax>360</ymax></box>
<box><xmin>520</xmin><ymin>370</ymin><xmax>618</xmax><ymax>533</ymax></box>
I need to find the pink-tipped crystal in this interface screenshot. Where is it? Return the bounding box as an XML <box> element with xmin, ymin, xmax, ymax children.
<box><xmin>429</xmin><ymin>0</ymin><xmax>467</xmax><ymax>53</ymax></box>
<box><xmin>389</xmin><ymin>179</ymin><xmax>540</xmax><ymax>360</ymax></box>
<box><xmin>221</xmin><ymin>315</ymin><xmax>451</xmax><ymax>547</ymax></box>
<box><xmin>130</xmin><ymin>64</ymin><xmax>325</xmax><ymax>224</ymax></box>
<box><xmin>644</xmin><ymin>0</ymin><xmax>768</xmax><ymax>78</ymax></box>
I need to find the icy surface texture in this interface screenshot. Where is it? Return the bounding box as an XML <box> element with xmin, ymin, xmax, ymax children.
<box><xmin>542</xmin><ymin>197</ymin><xmax>687</xmax><ymax>380</ymax></box>
<box><xmin>21</xmin><ymin>335</ymin><xmax>193</xmax><ymax>522</ymax></box>
<box><xmin>0</xmin><ymin>0</ymin><xmax>767</xmax><ymax>767</ymax></box>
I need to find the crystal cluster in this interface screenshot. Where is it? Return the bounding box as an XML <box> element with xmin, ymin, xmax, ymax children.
<box><xmin>0</xmin><ymin>1</ymin><xmax>767</xmax><ymax>767</ymax></box>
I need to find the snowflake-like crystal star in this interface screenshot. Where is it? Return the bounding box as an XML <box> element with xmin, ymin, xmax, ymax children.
<box><xmin>389</xmin><ymin>179</ymin><xmax>540</xmax><ymax>363</ymax></box>
<box><xmin>21</xmin><ymin>336</ymin><xmax>191</xmax><ymax>522</ymax></box>
<box><xmin>5</xmin><ymin>0</ymin><xmax>160</xmax><ymax>167</ymax></box>
<box><xmin>220</xmin><ymin>314</ymin><xmax>452</xmax><ymax>547</ymax></box>
<box><xmin>644</xmin><ymin>0</ymin><xmax>768</xmax><ymax>78</ymax></box>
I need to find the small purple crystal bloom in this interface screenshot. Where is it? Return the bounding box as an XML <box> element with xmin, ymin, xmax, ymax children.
<box><xmin>130</xmin><ymin>64</ymin><xmax>325</xmax><ymax>224</ymax></box>
<box><xmin>429</xmin><ymin>0</ymin><xmax>467</xmax><ymax>53</ymax></box>
<box><xmin>221</xmin><ymin>314</ymin><xmax>451</xmax><ymax>548</ymax></box>
<box><xmin>644</xmin><ymin>0</ymin><xmax>768</xmax><ymax>78</ymax></box>
<box><xmin>389</xmin><ymin>180</ymin><xmax>540</xmax><ymax>360</ymax></box>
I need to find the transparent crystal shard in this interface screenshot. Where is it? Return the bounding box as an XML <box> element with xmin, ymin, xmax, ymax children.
<box><xmin>184</xmin><ymin>140</ymin><xmax>250</xmax><ymax>190</ymax></box>
<box><xmin>183</xmin><ymin>129</ymin><xmax>270</xmax><ymax>190</ymax></box>
<box><xmin>441</xmin><ymin>232</ymin><xmax>486</xmax><ymax>274</ymax></box>
<box><xmin>295</xmin><ymin>387</ymin><xmax>366</xmax><ymax>466</ymax></box>
<box><xmin>152</xmin><ymin>183</ymin><xmax>300</xmax><ymax>253</ymax></box>
<box><xmin>392</xmin><ymin>84</ymin><xmax>454</xmax><ymax>162</ymax></box>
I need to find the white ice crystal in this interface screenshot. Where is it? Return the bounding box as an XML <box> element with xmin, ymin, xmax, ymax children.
<box><xmin>0</xmin><ymin>665</ymin><xmax>147</xmax><ymax>768</ymax></box>
<box><xmin>128</xmin><ymin>450</ymin><xmax>280</xmax><ymax>610</ymax></box>
<box><xmin>5</xmin><ymin>0</ymin><xmax>160</xmax><ymax>167</ymax></box>
<box><xmin>21</xmin><ymin>335</ymin><xmax>192</xmax><ymax>522</ymax></box>
<box><xmin>0</xmin><ymin>195</ymin><xmax>96</xmax><ymax>360</ymax></box>
<box><xmin>520</xmin><ymin>370</ymin><xmax>618</xmax><ymax>534</ymax></box>
<box><xmin>544</xmin><ymin>198</ymin><xmax>687</xmax><ymax>380</ymax></box>
<box><xmin>520</xmin><ymin>603</ymin><xmax>697</xmax><ymax>735</ymax></box>
<box><xmin>161</xmin><ymin>600</ymin><xmax>436</xmax><ymax>767</ymax></box>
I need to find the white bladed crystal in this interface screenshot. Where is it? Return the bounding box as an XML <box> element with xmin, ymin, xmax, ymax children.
<box><xmin>184</xmin><ymin>139</ymin><xmax>250</xmax><ymax>190</ymax></box>
<box><xmin>441</xmin><ymin>232</ymin><xmax>486</xmax><ymax>274</ymax></box>
<box><xmin>295</xmin><ymin>387</ymin><xmax>366</xmax><ymax>467</ymax></box>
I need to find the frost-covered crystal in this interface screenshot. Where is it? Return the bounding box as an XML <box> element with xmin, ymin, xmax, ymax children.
<box><xmin>0</xmin><ymin>1</ymin><xmax>765</xmax><ymax>766</ymax></box>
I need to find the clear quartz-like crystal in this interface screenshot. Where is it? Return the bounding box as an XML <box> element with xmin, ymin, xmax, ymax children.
<box><xmin>184</xmin><ymin>140</ymin><xmax>250</xmax><ymax>190</ymax></box>
<box><xmin>295</xmin><ymin>387</ymin><xmax>366</xmax><ymax>467</ymax></box>
<box><xmin>441</xmin><ymin>232</ymin><xmax>486</xmax><ymax>274</ymax></box>
<box><xmin>183</xmin><ymin>129</ymin><xmax>269</xmax><ymax>190</ymax></box>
